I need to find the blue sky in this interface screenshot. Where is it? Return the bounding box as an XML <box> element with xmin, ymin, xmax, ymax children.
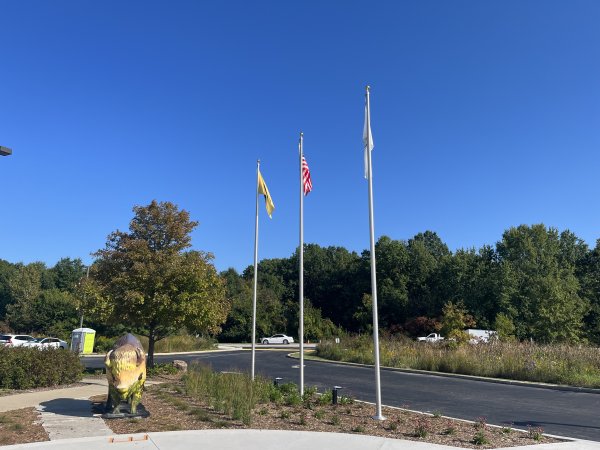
<box><xmin>1</xmin><ymin>1</ymin><xmax>599</xmax><ymax>272</ymax></box>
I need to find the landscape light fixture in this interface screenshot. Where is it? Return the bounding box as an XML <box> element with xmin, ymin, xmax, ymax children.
<box><xmin>0</xmin><ymin>146</ymin><xmax>12</xmax><ymax>156</ymax></box>
<box><xmin>332</xmin><ymin>386</ymin><xmax>344</xmax><ymax>405</ymax></box>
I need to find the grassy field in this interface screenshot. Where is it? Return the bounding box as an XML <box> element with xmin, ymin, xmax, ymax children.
<box><xmin>316</xmin><ymin>335</ymin><xmax>600</xmax><ymax>388</ymax></box>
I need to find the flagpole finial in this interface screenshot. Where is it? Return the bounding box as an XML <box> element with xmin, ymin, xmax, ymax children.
<box><xmin>300</xmin><ymin>131</ymin><xmax>303</xmax><ymax>137</ymax></box>
<box><xmin>366</xmin><ymin>85</ymin><xmax>370</xmax><ymax>92</ymax></box>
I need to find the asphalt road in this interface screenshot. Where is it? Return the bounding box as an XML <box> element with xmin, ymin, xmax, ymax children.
<box><xmin>83</xmin><ymin>349</ymin><xmax>600</xmax><ymax>441</ymax></box>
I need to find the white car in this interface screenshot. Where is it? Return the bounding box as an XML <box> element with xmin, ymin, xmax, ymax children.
<box><xmin>0</xmin><ymin>334</ymin><xmax>37</xmax><ymax>347</ymax></box>
<box><xmin>260</xmin><ymin>334</ymin><xmax>294</xmax><ymax>345</ymax></box>
<box><xmin>26</xmin><ymin>337</ymin><xmax>68</xmax><ymax>350</ymax></box>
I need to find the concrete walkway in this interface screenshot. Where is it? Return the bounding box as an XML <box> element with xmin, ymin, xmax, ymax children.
<box><xmin>0</xmin><ymin>430</ymin><xmax>599</xmax><ymax>450</ymax></box>
<box><xmin>0</xmin><ymin>378</ymin><xmax>107</xmax><ymax>413</ymax></box>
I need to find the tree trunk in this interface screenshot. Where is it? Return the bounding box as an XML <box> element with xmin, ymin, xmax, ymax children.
<box><xmin>148</xmin><ymin>333</ymin><xmax>156</xmax><ymax>368</ymax></box>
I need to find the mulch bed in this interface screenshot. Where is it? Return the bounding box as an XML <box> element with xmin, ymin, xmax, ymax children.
<box><xmin>0</xmin><ymin>408</ymin><xmax>48</xmax><ymax>446</ymax></box>
<box><xmin>92</xmin><ymin>381</ymin><xmax>562</xmax><ymax>449</ymax></box>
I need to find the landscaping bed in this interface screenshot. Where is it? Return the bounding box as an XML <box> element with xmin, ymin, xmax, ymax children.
<box><xmin>91</xmin><ymin>366</ymin><xmax>561</xmax><ymax>449</ymax></box>
<box><xmin>0</xmin><ymin>408</ymin><xmax>48</xmax><ymax>446</ymax></box>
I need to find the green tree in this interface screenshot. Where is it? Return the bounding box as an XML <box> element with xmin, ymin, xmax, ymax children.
<box><xmin>0</xmin><ymin>259</ymin><xmax>18</xmax><ymax>321</ymax></box>
<box><xmin>493</xmin><ymin>312</ymin><xmax>516</xmax><ymax>341</ymax></box>
<box><xmin>5</xmin><ymin>262</ymin><xmax>46</xmax><ymax>332</ymax></box>
<box><xmin>579</xmin><ymin>240</ymin><xmax>600</xmax><ymax>343</ymax></box>
<box><xmin>374</xmin><ymin>236</ymin><xmax>409</xmax><ymax>328</ymax></box>
<box><xmin>92</xmin><ymin>200</ymin><xmax>229</xmax><ymax>366</ymax></box>
<box><xmin>496</xmin><ymin>224</ymin><xmax>588</xmax><ymax>343</ymax></box>
<box><xmin>49</xmin><ymin>258</ymin><xmax>87</xmax><ymax>293</ymax></box>
<box><xmin>440</xmin><ymin>300</ymin><xmax>475</xmax><ymax>344</ymax></box>
<box><xmin>406</xmin><ymin>232</ymin><xmax>447</xmax><ymax>318</ymax></box>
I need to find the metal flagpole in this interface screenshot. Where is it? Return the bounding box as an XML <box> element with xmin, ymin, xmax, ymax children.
<box><xmin>365</xmin><ymin>86</ymin><xmax>385</xmax><ymax>420</ymax></box>
<box><xmin>299</xmin><ymin>132</ymin><xmax>305</xmax><ymax>396</ymax></box>
<box><xmin>251</xmin><ymin>160</ymin><xmax>260</xmax><ymax>381</ymax></box>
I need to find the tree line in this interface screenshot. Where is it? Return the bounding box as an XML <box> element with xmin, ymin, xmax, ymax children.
<box><xmin>221</xmin><ymin>225</ymin><xmax>600</xmax><ymax>344</ymax></box>
<box><xmin>1</xmin><ymin>208</ymin><xmax>600</xmax><ymax>349</ymax></box>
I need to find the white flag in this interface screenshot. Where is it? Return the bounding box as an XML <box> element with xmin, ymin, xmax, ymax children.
<box><xmin>363</xmin><ymin>99</ymin><xmax>374</xmax><ymax>179</ymax></box>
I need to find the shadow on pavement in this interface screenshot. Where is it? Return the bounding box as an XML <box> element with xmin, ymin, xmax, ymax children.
<box><xmin>39</xmin><ymin>398</ymin><xmax>95</xmax><ymax>417</ymax></box>
<box><xmin>511</xmin><ymin>420</ymin><xmax>600</xmax><ymax>431</ymax></box>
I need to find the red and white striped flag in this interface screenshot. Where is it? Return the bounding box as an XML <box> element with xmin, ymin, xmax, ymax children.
<box><xmin>302</xmin><ymin>156</ymin><xmax>312</xmax><ymax>195</ymax></box>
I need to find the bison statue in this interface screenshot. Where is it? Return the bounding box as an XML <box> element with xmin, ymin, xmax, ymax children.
<box><xmin>104</xmin><ymin>333</ymin><xmax>147</xmax><ymax>415</ymax></box>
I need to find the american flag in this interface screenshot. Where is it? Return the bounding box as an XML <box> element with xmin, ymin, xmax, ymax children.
<box><xmin>302</xmin><ymin>156</ymin><xmax>312</xmax><ymax>195</ymax></box>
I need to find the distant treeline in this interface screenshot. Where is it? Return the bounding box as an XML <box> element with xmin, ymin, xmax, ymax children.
<box><xmin>2</xmin><ymin>223</ymin><xmax>600</xmax><ymax>345</ymax></box>
<box><xmin>220</xmin><ymin>224</ymin><xmax>600</xmax><ymax>344</ymax></box>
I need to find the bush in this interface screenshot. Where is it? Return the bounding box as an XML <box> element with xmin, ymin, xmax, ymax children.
<box><xmin>147</xmin><ymin>363</ymin><xmax>180</xmax><ymax>377</ymax></box>
<box><xmin>0</xmin><ymin>347</ymin><xmax>83</xmax><ymax>389</ymax></box>
<box><xmin>94</xmin><ymin>335</ymin><xmax>116</xmax><ymax>353</ymax></box>
<box><xmin>138</xmin><ymin>334</ymin><xmax>217</xmax><ymax>353</ymax></box>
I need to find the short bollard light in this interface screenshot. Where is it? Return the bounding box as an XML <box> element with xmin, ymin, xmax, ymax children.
<box><xmin>274</xmin><ymin>377</ymin><xmax>283</xmax><ymax>386</ymax></box>
<box><xmin>332</xmin><ymin>386</ymin><xmax>343</xmax><ymax>405</ymax></box>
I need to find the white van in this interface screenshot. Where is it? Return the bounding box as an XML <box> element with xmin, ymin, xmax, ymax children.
<box><xmin>467</xmin><ymin>329</ymin><xmax>497</xmax><ymax>344</ymax></box>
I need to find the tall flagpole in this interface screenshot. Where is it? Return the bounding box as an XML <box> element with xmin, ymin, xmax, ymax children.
<box><xmin>366</xmin><ymin>85</ymin><xmax>385</xmax><ymax>420</ymax></box>
<box><xmin>299</xmin><ymin>132</ymin><xmax>305</xmax><ymax>396</ymax></box>
<box><xmin>251</xmin><ymin>159</ymin><xmax>260</xmax><ymax>381</ymax></box>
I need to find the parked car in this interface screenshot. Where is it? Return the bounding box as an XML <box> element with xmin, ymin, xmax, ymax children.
<box><xmin>260</xmin><ymin>334</ymin><xmax>294</xmax><ymax>345</ymax></box>
<box><xmin>417</xmin><ymin>333</ymin><xmax>445</xmax><ymax>343</ymax></box>
<box><xmin>26</xmin><ymin>337</ymin><xmax>68</xmax><ymax>350</ymax></box>
<box><xmin>0</xmin><ymin>334</ymin><xmax>37</xmax><ymax>347</ymax></box>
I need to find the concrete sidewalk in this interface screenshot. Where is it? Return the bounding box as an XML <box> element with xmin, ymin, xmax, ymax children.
<box><xmin>0</xmin><ymin>430</ymin><xmax>598</xmax><ymax>450</ymax></box>
<box><xmin>0</xmin><ymin>378</ymin><xmax>107</xmax><ymax>413</ymax></box>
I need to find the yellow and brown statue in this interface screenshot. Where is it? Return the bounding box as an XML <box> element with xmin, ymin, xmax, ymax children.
<box><xmin>104</xmin><ymin>333</ymin><xmax>147</xmax><ymax>415</ymax></box>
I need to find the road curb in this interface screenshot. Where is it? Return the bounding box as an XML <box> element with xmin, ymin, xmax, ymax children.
<box><xmin>286</xmin><ymin>352</ymin><xmax>600</xmax><ymax>395</ymax></box>
<box><xmin>81</xmin><ymin>348</ymin><xmax>243</xmax><ymax>358</ymax></box>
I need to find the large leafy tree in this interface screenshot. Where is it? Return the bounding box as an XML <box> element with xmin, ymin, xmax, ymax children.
<box><xmin>374</xmin><ymin>236</ymin><xmax>409</xmax><ymax>328</ymax></box>
<box><xmin>92</xmin><ymin>200</ymin><xmax>229</xmax><ymax>366</ymax></box>
<box><xmin>5</xmin><ymin>262</ymin><xmax>46</xmax><ymax>332</ymax></box>
<box><xmin>496</xmin><ymin>224</ymin><xmax>588</xmax><ymax>343</ymax></box>
<box><xmin>0</xmin><ymin>259</ymin><xmax>18</xmax><ymax>321</ymax></box>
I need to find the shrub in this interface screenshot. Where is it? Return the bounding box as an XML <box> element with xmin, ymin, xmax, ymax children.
<box><xmin>138</xmin><ymin>334</ymin><xmax>217</xmax><ymax>353</ymax></box>
<box><xmin>413</xmin><ymin>417</ymin><xmax>430</xmax><ymax>438</ymax></box>
<box><xmin>0</xmin><ymin>347</ymin><xmax>83</xmax><ymax>389</ymax></box>
<box><xmin>528</xmin><ymin>425</ymin><xmax>544</xmax><ymax>441</ymax></box>
<box><xmin>94</xmin><ymin>336</ymin><xmax>116</xmax><ymax>353</ymax></box>
<box><xmin>147</xmin><ymin>363</ymin><xmax>179</xmax><ymax>377</ymax></box>
<box><xmin>472</xmin><ymin>430</ymin><xmax>489</xmax><ymax>445</ymax></box>
<box><xmin>317</xmin><ymin>390</ymin><xmax>333</xmax><ymax>405</ymax></box>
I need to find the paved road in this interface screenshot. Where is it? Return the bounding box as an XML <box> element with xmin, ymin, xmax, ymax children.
<box><xmin>83</xmin><ymin>350</ymin><xmax>600</xmax><ymax>441</ymax></box>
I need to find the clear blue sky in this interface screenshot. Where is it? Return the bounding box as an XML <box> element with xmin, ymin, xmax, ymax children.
<box><xmin>1</xmin><ymin>1</ymin><xmax>599</xmax><ymax>272</ymax></box>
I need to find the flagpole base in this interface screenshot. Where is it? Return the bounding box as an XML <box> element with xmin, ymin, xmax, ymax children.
<box><xmin>372</xmin><ymin>414</ymin><xmax>386</xmax><ymax>421</ymax></box>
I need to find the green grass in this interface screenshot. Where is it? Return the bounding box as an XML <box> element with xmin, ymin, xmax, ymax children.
<box><xmin>316</xmin><ymin>335</ymin><xmax>600</xmax><ymax>388</ymax></box>
<box><xmin>183</xmin><ymin>363</ymin><xmax>277</xmax><ymax>425</ymax></box>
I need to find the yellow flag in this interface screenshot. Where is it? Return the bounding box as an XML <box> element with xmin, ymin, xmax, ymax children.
<box><xmin>258</xmin><ymin>169</ymin><xmax>275</xmax><ymax>218</ymax></box>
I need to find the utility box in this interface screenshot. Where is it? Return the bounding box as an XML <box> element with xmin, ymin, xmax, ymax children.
<box><xmin>71</xmin><ymin>328</ymin><xmax>96</xmax><ymax>354</ymax></box>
